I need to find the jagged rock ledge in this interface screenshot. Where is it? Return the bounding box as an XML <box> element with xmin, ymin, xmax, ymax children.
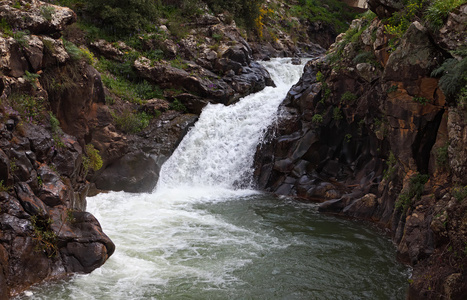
<box><xmin>254</xmin><ymin>2</ymin><xmax>467</xmax><ymax>299</ymax></box>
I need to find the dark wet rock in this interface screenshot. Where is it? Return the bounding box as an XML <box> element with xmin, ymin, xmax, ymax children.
<box><xmin>14</xmin><ymin>182</ymin><xmax>47</xmax><ymax>216</ymax></box>
<box><xmin>24</xmin><ymin>124</ymin><xmax>54</xmax><ymax>163</ymax></box>
<box><xmin>92</xmin><ymin>111</ymin><xmax>197</xmax><ymax>193</ymax></box>
<box><xmin>94</xmin><ymin>151</ymin><xmax>159</xmax><ymax>193</ymax></box>
<box><xmin>37</xmin><ymin>164</ymin><xmax>67</xmax><ymax>207</ymax></box>
<box><xmin>0</xmin><ymin>149</ymin><xmax>9</xmax><ymax>183</ymax></box>
<box><xmin>254</xmin><ymin>7</ymin><xmax>467</xmax><ymax>298</ymax></box>
<box><xmin>52</xmin><ymin>134</ymin><xmax>83</xmax><ymax>180</ymax></box>
<box><xmin>367</xmin><ymin>0</ymin><xmax>404</xmax><ymax>19</ymax></box>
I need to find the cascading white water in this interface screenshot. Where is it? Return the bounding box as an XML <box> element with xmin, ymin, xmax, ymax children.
<box><xmin>18</xmin><ymin>58</ymin><xmax>410</xmax><ymax>300</ymax></box>
<box><xmin>156</xmin><ymin>58</ymin><xmax>306</xmax><ymax>192</ymax></box>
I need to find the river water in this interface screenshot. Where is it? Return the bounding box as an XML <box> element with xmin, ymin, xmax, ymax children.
<box><xmin>17</xmin><ymin>58</ymin><xmax>410</xmax><ymax>299</ymax></box>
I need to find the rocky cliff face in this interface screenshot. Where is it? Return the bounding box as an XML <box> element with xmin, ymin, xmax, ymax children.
<box><xmin>255</xmin><ymin>2</ymin><xmax>467</xmax><ymax>299</ymax></box>
<box><xmin>0</xmin><ymin>0</ymin><xmax>114</xmax><ymax>297</ymax></box>
<box><xmin>0</xmin><ymin>0</ymin><xmax>328</xmax><ymax>295</ymax></box>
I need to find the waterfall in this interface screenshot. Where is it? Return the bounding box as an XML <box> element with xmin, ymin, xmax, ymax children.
<box><xmin>19</xmin><ymin>58</ymin><xmax>410</xmax><ymax>299</ymax></box>
<box><xmin>156</xmin><ymin>58</ymin><xmax>307</xmax><ymax>192</ymax></box>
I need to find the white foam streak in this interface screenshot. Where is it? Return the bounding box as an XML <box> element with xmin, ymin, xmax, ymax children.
<box><xmin>156</xmin><ymin>58</ymin><xmax>307</xmax><ymax>192</ymax></box>
<box><xmin>20</xmin><ymin>58</ymin><xmax>308</xmax><ymax>300</ymax></box>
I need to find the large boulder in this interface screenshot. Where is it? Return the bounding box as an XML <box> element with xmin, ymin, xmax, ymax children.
<box><xmin>433</xmin><ymin>4</ymin><xmax>467</xmax><ymax>54</ymax></box>
<box><xmin>383</xmin><ymin>22</ymin><xmax>444</xmax><ymax>82</ymax></box>
<box><xmin>367</xmin><ymin>0</ymin><xmax>404</xmax><ymax>19</ymax></box>
<box><xmin>93</xmin><ymin>112</ymin><xmax>198</xmax><ymax>193</ymax></box>
<box><xmin>0</xmin><ymin>0</ymin><xmax>76</xmax><ymax>36</ymax></box>
<box><xmin>94</xmin><ymin>151</ymin><xmax>160</xmax><ymax>193</ymax></box>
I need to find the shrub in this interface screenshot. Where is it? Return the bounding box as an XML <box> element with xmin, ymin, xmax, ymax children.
<box><xmin>333</xmin><ymin>107</ymin><xmax>343</xmax><ymax>121</ymax></box>
<box><xmin>113</xmin><ymin>110</ymin><xmax>152</xmax><ymax>134</ymax></box>
<box><xmin>0</xmin><ymin>18</ymin><xmax>13</xmax><ymax>35</ymax></box>
<box><xmin>413</xmin><ymin>96</ymin><xmax>430</xmax><ymax>105</ymax></box>
<box><xmin>169</xmin><ymin>99</ymin><xmax>187</xmax><ymax>112</ymax></box>
<box><xmin>40</xmin><ymin>5</ymin><xmax>55</xmax><ymax>21</ymax></box>
<box><xmin>425</xmin><ymin>0</ymin><xmax>467</xmax><ymax>30</ymax></box>
<box><xmin>204</xmin><ymin>0</ymin><xmax>264</xmax><ymax>29</ymax></box>
<box><xmin>341</xmin><ymin>91</ymin><xmax>357</xmax><ymax>103</ymax></box>
<box><xmin>12</xmin><ymin>29</ymin><xmax>29</xmax><ymax>48</ymax></box>
<box><xmin>395</xmin><ymin>173</ymin><xmax>429</xmax><ymax>212</ymax></box>
<box><xmin>452</xmin><ymin>186</ymin><xmax>467</xmax><ymax>202</ymax></box>
<box><xmin>80</xmin><ymin>0</ymin><xmax>159</xmax><ymax>37</ymax></box>
<box><xmin>290</xmin><ymin>0</ymin><xmax>358</xmax><ymax>34</ymax></box>
<box><xmin>387</xmin><ymin>85</ymin><xmax>398</xmax><ymax>94</ymax></box>
<box><xmin>49</xmin><ymin>112</ymin><xmax>61</xmax><ymax>133</ymax></box>
<box><xmin>0</xmin><ymin>180</ymin><xmax>9</xmax><ymax>192</ymax></box>
<box><xmin>316</xmin><ymin>71</ymin><xmax>324</xmax><ymax>82</ymax></box>
<box><xmin>312</xmin><ymin>114</ymin><xmax>323</xmax><ymax>124</ymax></box>
<box><xmin>431</xmin><ymin>57</ymin><xmax>467</xmax><ymax>102</ymax></box>
<box><xmin>83</xmin><ymin>144</ymin><xmax>103</xmax><ymax>172</ymax></box>
<box><xmin>383</xmin><ymin>152</ymin><xmax>397</xmax><ymax>180</ymax></box>
<box><xmin>23</xmin><ymin>70</ymin><xmax>40</xmax><ymax>85</ymax></box>
<box><xmin>79</xmin><ymin>46</ymin><xmax>97</xmax><ymax>65</ymax></box>
<box><xmin>30</xmin><ymin>215</ymin><xmax>58</xmax><ymax>257</ymax></box>
<box><xmin>8</xmin><ymin>93</ymin><xmax>45</xmax><ymax>123</ymax></box>
<box><xmin>170</xmin><ymin>56</ymin><xmax>189</xmax><ymax>70</ymax></box>
<box><xmin>436</xmin><ymin>142</ymin><xmax>449</xmax><ymax>168</ymax></box>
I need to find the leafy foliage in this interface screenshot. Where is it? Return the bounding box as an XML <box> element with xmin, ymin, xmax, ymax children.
<box><xmin>291</xmin><ymin>0</ymin><xmax>358</xmax><ymax>34</ymax></box>
<box><xmin>332</xmin><ymin>107</ymin><xmax>343</xmax><ymax>121</ymax></box>
<box><xmin>340</xmin><ymin>91</ymin><xmax>357</xmax><ymax>103</ymax></box>
<box><xmin>79</xmin><ymin>0</ymin><xmax>159</xmax><ymax>37</ymax></box>
<box><xmin>112</xmin><ymin>110</ymin><xmax>153</xmax><ymax>134</ymax></box>
<box><xmin>396</xmin><ymin>173</ymin><xmax>429</xmax><ymax>212</ymax></box>
<box><xmin>452</xmin><ymin>186</ymin><xmax>467</xmax><ymax>202</ymax></box>
<box><xmin>83</xmin><ymin>144</ymin><xmax>103</xmax><ymax>173</ymax></box>
<box><xmin>169</xmin><ymin>99</ymin><xmax>187</xmax><ymax>112</ymax></box>
<box><xmin>30</xmin><ymin>215</ymin><xmax>58</xmax><ymax>257</ymax></box>
<box><xmin>383</xmin><ymin>152</ymin><xmax>397</xmax><ymax>180</ymax></box>
<box><xmin>412</xmin><ymin>96</ymin><xmax>430</xmax><ymax>105</ymax></box>
<box><xmin>8</xmin><ymin>93</ymin><xmax>45</xmax><ymax>124</ymax></box>
<box><xmin>312</xmin><ymin>114</ymin><xmax>323</xmax><ymax>124</ymax></box>
<box><xmin>436</xmin><ymin>142</ymin><xmax>449</xmax><ymax>168</ymax></box>
<box><xmin>425</xmin><ymin>0</ymin><xmax>467</xmax><ymax>30</ymax></box>
<box><xmin>204</xmin><ymin>0</ymin><xmax>264</xmax><ymax>29</ymax></box>
<box><xmin>431</xmin><ymin>57</ymin><xmax>467</xmax><ymax>103</ymax></box>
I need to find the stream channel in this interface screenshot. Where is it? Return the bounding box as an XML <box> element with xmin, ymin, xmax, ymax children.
<box><xmin>18</xmin><ymin>58</ymin><xmax>410</xmax><ymax>299</ymax></box>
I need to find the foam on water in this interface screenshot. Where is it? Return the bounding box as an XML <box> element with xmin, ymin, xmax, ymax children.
<box><xmin>156</xmin><ymin>58</ymin><xmax>307</xmax><ymax>192</ymax></box>
<box><xmin>16</xmin><ymin>58</ymin><xmax>410</xmax><ymax>300</ymax></box>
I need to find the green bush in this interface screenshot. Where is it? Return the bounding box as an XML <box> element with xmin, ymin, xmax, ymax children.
<box><xmin>413</xmin><ymin>96</ymin><xmax>430</xmax><ymax>105</ymax></box>
<box><xmin>425</xmin><ymin>0</ymin><xmax>467</xmax><ymax>30</ymax></box>
<box><xmin>113</xmin><ymin>110</ymin><xmax>152</xmax><ymax>134</ymax></box>
<box><xmin>291</xmin><ymin>0</ymin><xmax>358</xmax><ymax>34</ymax></box>
<box><xmin>340</xmin><ymin>91</ymin><xmax>357</xmax><ymax>103</ymax></box>
<box><xmin>383</xmin><ymin>152</ymin><xmax>397</xmax><ymax>180</ymax></box>
<box><xmin>49</xmin><ymin>112</ymin><xmax>61</xmax><ymax>134</ymax></box>
<box><xmin>333</xmin><ymin>107</ymin><xmax>343</xmax><ymax>120</ymax></box>
<box><xmin>312</xmin><ymin>114</ymin><xmax>323</xmax><ymax>123</ymax></box>
<box><xmin>80</xmin><ymin>0</ymin><xmax>159</xmax><ymax>37</ymax></box>
<box><xmin>204</xmin><ymin>0</ymin><xmax>264</xmax><ymax>29</ymax></box>
<box><xmin>436</xmin><ymin>142</ymin><xmax>449</xmax><ymax>168</ymax></box>
<box><xmin>395</xmin><ymin>173</ymin><xmax>429</xmax><ymax>212</ymax></box>
<box><xmin>8</xmin><ymin>93</ymin><xmax>45</xmax><ymax>123</ymax></box>
<box><xmin>23</xmin><ymin>70</ymin><xmax>40</xmax><ymax>85</ymax></box>
<box><xmin>431</xmin><ymin>57</ymin><xmax>467</xmax><ymax>102</ymax></box>
<box><xmin>169</xmin><ymin>99</ymin><xmax>187</xmax><ymax>112</ymax></box>
<box><xmin>40</xmin><ymin>5</ymin><xmax>55</xmax><ymax>21</ymax></box>
<box><xmin>452</xmin><ymin>186</ymin><xmax>467</xmax><ymax>202</ymax></box>
<box><xmin>30</xmin><ymin>215</ymin><xmax>58</xmax><ymax>257</ymax></box>
<box><xmin>83</xmin><ymin>144</ymin><xmax>103</xmax><ymax>172</ymax></box>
